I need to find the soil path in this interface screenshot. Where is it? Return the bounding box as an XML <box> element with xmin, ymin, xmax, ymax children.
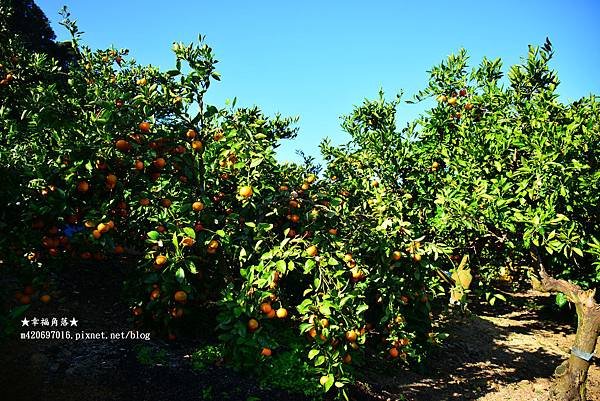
<box><xmin>359</xmin><ymin>292</ymin><xmax>600</xmax><ymax>401</ymax></box>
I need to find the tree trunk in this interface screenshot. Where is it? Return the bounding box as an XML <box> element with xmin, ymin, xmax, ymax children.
<box><xmin>531</xmin><ymin>256</ymin><xmax>600</xmax><ymax>401</ymax></box>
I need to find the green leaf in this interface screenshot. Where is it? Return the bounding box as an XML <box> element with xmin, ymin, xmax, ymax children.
<box><xmin>319</xmin><ymin>305</ymin><xmax>331</xmax><ymax>316</ymax></box>
<box><xmin>275</xmin><ymin>260</ymin><xmax>287</xmax><ymax>272</ymax></box>
<box><xmin>9</xmin><ymin>304</ymin><xmax>30</xmax><ymax>319</ymax></box>
<box><xmin>175</xmin><ymin>267</ymin><xmax>185</xmax><ymax>283</ymax></box>
<box><xmin>324</xmin><ymin>374</ymin><xmax>335</xmax><ymax>392</ymax></box>
<box><xmin>183</xmin><ymin>227</ymin><xmax>196</xmax><ymax>239</ymax></box>
<box><xmin>187</xmin><ymin>260</ymin><xmax>198</xmax><ymax>274</ymax></box>
<box><xmin>147</xmin><ymin>231</ymin><xmax>160</xmax><ymax>240</ymax></box>
<box><xmin>556</xmin><ymin>292</ymin><xmax>568</xmax><ymax>308</ymax></box>
<box><xmin>356</xmin><ymin>304</ymin><xmax>369</xmax><ymax>314</ymax></box>
<box><xmin>314</xmin><ymin>355</ymin><xmax>325</xmax><ymax>366</ymax></box>
<box><xmin>308</xmin><ymin>349</ymin><xmax>320</xmax><ymax>360</ymax></box>
<box><xmin>304</xmin><ymin>259</ymin><xmax>316</xmax><ymax>273</ymax></box>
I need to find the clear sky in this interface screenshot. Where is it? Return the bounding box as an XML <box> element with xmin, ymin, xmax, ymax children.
<box><xmin>37</xmin><ymin>0</ymin><xmax>600</xmax><ymax>164</ymax></box>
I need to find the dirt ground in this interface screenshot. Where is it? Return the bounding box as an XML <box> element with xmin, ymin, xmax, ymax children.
<box><xmin>1</xmin><ymin>263</ymin><xmax>598</xmax><ymax>401</ymax></box>
<box><xmin>358</xmin><ymin>292</ymin><xmax>600</xmax><ymax>401</ymax></box>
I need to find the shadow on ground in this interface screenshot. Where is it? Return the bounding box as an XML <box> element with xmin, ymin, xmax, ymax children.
<box><xmin>356</xmin><ymin>294</ymin><xmax>585</xmax><ymax>401</ymax></box>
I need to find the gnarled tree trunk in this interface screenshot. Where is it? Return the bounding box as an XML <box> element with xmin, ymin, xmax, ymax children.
<box><xmin>532</xmin><ymin>255</ymin><xmax>600</xmax><ymax>401</ymax></box>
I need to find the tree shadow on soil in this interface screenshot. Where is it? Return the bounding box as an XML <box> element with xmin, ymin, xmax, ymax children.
<box><xmin>357</xmin><ymin>296</ymin><xmax>577</xmax><ymax>401</ymax></box>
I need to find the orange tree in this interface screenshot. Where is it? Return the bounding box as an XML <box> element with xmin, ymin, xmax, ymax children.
<box><xmin>216</xmin><ymin>159</ymin><xmax>445</xmax><ymax>397</ymax></box>
<box><xmin>330</xmin><ymin>40</ymin><xmax>599</xmax><ymax>400</ymax></box>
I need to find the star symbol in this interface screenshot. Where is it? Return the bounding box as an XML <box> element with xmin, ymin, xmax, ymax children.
<box><xmin>70</xmin><ymin>317</ymin><xmax>78</xmax><ymax>327</ymax></box>
<box><xmin>21</xmin><ymin>317</ymin><xmax>30</xmax><ymax>326</ymax></box>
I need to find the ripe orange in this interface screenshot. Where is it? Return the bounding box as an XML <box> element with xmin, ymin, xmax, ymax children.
<box><xmin>161</xmin><ymin>198</ymin><xmax>172</xmax><ymax>208</ymax></box>
<box><xmin>186</xmin><ymin>129</ymin><xmax>197</xmax><ymax>139</ymax></box>
<box><xmin>171</xmin><ymin>307</ymin><xmax>184</xmax><ymax>318</ymax></box>
<box><xmin>77</xmin><ymin>181</ymin><xmax>89</xmax><ymax>193</ymax></box>
<box><xmin>301</xmin><ymin>182</ymin><xmax>310</xmax><ymax>190</ymax></box>
<box><xmin>260</xmin><ymin>347</ymin><xmax>272</xmax><ymax>357</ymax></box>
<box><xmin>328</xmin><ymin>228</ymin><xmax>338</xmax><ymax>235</ymax></box>
<box><xmin>465</xmin><ymin>102</ymin><xmax>474</xmax><ymax>110</ymax></box>
<box><xmin>448</xmin><ymin>97</ymin><xmax>458</xmax><ymax>106</ymax></box>
<box><xmin>306</xmin><ymin>245</ymin><xmax>318</xmax><ymax>257</ymax></box>
<box><xmin>20</xmin><ymin>295</ymin><xmax>31</xmax><ymax>305</ymax></box>
<box><xmin>392</xmin><ymin>251</ymin><xmax>402</xmax><ymax>261</ymax></box>
<box><xmin>247</xmin><ymin>318</ymin><xmax>259</xmax><ymax>332</ymax></box>
<box><xmin>92</xmin><ymin>230</ymin><xmax>102</xmax><ymax>239</ymax></box>
<box><xmin>150</xmin><ymin>288</ymin><xmax>161</xmax><ymax>300</ymax></box>
<box><xmin>343</xmin><ymin>253</ymin><xmax>353</xmax><ymax>263</ymax></box>
<box><xmin>343</xmin><ymin>353</ymin><xmax>352</xmax><ymax>364</ymax></box>
<box><xmin>97</xmin><ymin>223</ymin><xmax>109</xmax><ymax>233</ymax></box>
<box><xmin>153</xmin><ymin>157</ymin><xmax>166</xmax><ymax>169</ymax></box>
<box><xmin>114</xmin><ymin>245</ymin><xmax>125</xmax><ymax>254</ymax></box>
<box><xmin>132</xmin><ymin>306</ymin><xmax>143</xmax><ymax>316</ymax></box>
<box><xmin>115</xmin><ymin>139</ymin><xmax>131</xmax><ymax>151</ymax></box>
<box><xmin>290</xmin><ymin>214</ymin><xmax>300</xmax><ymax>223</ymax></box>
<box><xmin>139</xmin><ymin>121</ymin><xmax>151</xmax><ymax>132</ymax></box>
<box><xmin>351</xmin><ymin>268</ymin><xmax>365</xmax><ymax>281</ymax></box>
<box><xmin>139</xmin><ymin>198</ymin><xmax>150</xmax><ymax>206</ymax></box>
<box><xmin>213</xmin><ymin>131</ymin><xmax>224</xmax><ymax>141</ymax></box>
<box><xmin>431</xmin><ymin>161</ymin><xmax>440</xmax><ymax>171</ymax></box>
<box><xmin>260</xmin><ymin>303</ymin><xmax>272</xmax><ymax>314</ymax></box>
<box><xmin>345</xmin><ymin>330</ymin><xmax>357</xmax><ymax>343</ymax></box>
<box><xmin>191</xmin><ymin>140</ymin><xmax>203</xmax><ymax>151</ymax></box>
<box><xmin>106</xmin><ymin>174</ymin><xmax>117</xmax><ymax>185</ymax></box>
<box><xmin>155</xmin><ymin>255</ymin><xmax>167</xmax><ymax>265</ymax></box>
<box><xmin>389</xmin><ymin>347</ymin><xmax>399</xmax><ymax>358</ymax></box>
<box><xmin>23</xmin><ymin>285</ymin><xmax>35</xmax><ymax>295</ymax></box>
<box><xmin>173</xmin><ymin>290</ymin><xmax>188</xmax><ymax>303</ymax></box>
<box><xmin>436</xmin><ymin>94</ymin><xmax>447</xmax><ymax>103</ymax></box>
<box><xmin>192</xmin><ymin>201</ymin><xmax>204</xmax><ymax>212</ymax></box>
<box><xmin>182</xmin><ymin>237</ymin><xmax>195</xmax><ymax>247</ymax></box>
<box><xmin>413</xmin><ymin>253</ymin><xmax>422</xmax><ymax>262</ymax></box>
<box><xmin>239</xmin><ymin>185</ymin><xmax>253</xmax><ymax>198</ymax></box>
<box><xmin>208</xmin><ymin>240</ymin><xmax>219</xmax><ymax>249</ymax></box>
<box><xmin>280</xmin><ymin>185</ymin><xmax>289</xmax><ymax>191</ymax></box>
<box><xmin>399</xmin><ymin>337</ymin><xmax>410</xmax><ymax>346</ymax></box>
<box><xmin>276</xmin><ymin>308</ymin><xmax>288</xmax><ymax>319</ymax></box>
<box><xmin>40</xmin><ymin>294</ymin><xmax>51</xmax><ymax>304</ymax></box>
<box><xmin>266</xmin><ymin>309</ymin><xmax>276</xmax><ymax>319</ymax></box>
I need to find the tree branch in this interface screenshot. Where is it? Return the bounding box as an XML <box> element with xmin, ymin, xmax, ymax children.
<box><xmin>530</xmin><ymin>247</ymin><xmax>598</xmax><ymax>311</ymax></box>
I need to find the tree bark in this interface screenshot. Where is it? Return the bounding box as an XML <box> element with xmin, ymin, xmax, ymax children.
<box><xmin>531</xmin><ymin>252</ymin><xmax>600</xmax><ymax>401</ymax></box>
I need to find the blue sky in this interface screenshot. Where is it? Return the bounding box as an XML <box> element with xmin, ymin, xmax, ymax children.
<box><xmin>37</xmin><ymin>1</ymin><xmax>600</xmax><ymax>164</ymax></box>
